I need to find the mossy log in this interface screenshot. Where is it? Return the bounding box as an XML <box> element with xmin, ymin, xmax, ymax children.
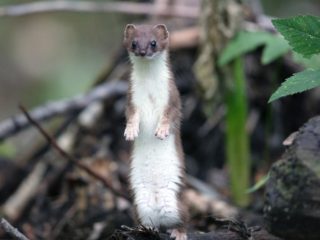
<box><xmin>264</xmin><ymin>116</ymin><xmax>320</xmax><ymax>240</ymax></box>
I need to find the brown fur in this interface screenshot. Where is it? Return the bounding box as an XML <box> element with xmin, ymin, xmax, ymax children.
<box><xmin>125</xmin><ymin>80</ymin><xmax>135</xmax><ymax>124</ymax></box>
<box><xmin>124</xmin><ymin>24</ymin><xmax>169</xmax><ymax>57</ymax></box>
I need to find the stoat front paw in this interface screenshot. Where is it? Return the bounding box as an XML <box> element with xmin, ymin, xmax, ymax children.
<box><xmin>155</xmin><ymin>123</ymin><xmax>170</xmax><ymax>140</ymax></box>
<box><xmin>170</xmin><ymin>229</ymin><xmax>187</xmax><ymax>240</ymax></box>
<box><xmin>124</xmin><ymin>124</ymin><xmax>139</xmax><ymax>141</ymax></box>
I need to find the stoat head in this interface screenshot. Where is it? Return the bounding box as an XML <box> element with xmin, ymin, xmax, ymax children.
<box><xmin>123</xmin><ymin>24</ymin><xmax>169</xmax><ymax>60</ymax></box>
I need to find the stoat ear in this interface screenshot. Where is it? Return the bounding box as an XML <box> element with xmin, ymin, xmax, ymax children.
<box><xmin>153</xmin><ymin>24</ymin><xmax>169</xmax><ymax>40</ymax></box>
<box><xmin>124</xmin><ymin>24</ymin><xmax>136</xmax><ymax>39</ymax></box>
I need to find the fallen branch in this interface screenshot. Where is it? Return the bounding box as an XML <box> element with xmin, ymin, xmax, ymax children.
<box><xmin>19</xmin><ymin>105</ymin><xmax>130</xmax><ymax>200</ymax></box>
<box><xmin>170</xmin><ymin>27</ymin><xmax>200</xmax><ymax>50</ymax></box>
<box><xmin>0</xmin><ymin>218</ymin><xmax>30</xmax><ymax>240</ymax></box>
<box><xmin>0</xmin><ymin>1</ymin><xmax>199</xmax><ymax>18</ymax></box>
<box><xmin>2</xmin><ymin>161</ymin><xmax>47</xmax><ymax>220</ymax></box>
<box><xmin>0</xmin><ymin>81</ymin><xmax>127</xmax><ymax>141</ymax></box>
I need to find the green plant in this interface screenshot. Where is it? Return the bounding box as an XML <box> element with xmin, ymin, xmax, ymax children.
<box><xmin>225</xmin><ymin>57</ymin><xmax>251</xmax><ymax>206</ymax></box>
<box><xmin>269</xmin><ymin>15</ymin><xmax>320</xmax><ymax>102</ymax></box>
<box><xmin>218</xmin><ymin>30</ymin><xmax>289</xmax><ymax>206</ymax></box>
<box><xmin>218</xmin><ymin>15</ymin><xmax>320</xmax><ymax>204</ymax></box>
<box><xmin>246</xmin><ymin>173</ymin><xmax>270</xmax><ymax>193</ymax></box>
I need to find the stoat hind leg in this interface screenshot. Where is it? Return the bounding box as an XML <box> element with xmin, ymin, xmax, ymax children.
<box><xmin>170</xmin><ymin>202</ymin><xmax>188</xmax><ymax>240</ymax></box>
<box><xmin>170</xmin><ymin>228</ymin><xmax>187</xmax><ymax>240</ymax></box>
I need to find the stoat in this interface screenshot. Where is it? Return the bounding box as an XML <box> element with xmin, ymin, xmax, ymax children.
<box><xmin>123</xmin><ymin>24</ymin><xmax>187</xmax><ymax>240</ymax></box>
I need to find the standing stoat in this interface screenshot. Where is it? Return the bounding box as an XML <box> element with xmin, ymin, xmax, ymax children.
<box><xmin>123</xmin><ymin>24</ymin><xmax>187</xmax><ymax>240</ymax></box>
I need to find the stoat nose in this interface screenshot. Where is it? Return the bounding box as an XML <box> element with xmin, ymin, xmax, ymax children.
<box><xmin>139</xmin><ymin>50</ymin><xmax>146</xmax><ymax>56</ymax></box>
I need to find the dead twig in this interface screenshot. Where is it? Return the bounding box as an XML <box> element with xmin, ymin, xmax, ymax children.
<box><xmin>49</xmin><ymin>205</ymin><xmax>77</xmax><ymax>240</ymax></box>
<box><xmin>0</xmin><ymin>81</ymin><xmax>127</xmax><ymax>141</ymax></box>
<box><xmin>0</xmin><ymin>1</ymin><xmax>199</xmax><ymax>18</ymax></box>
<box><xmin>0</xmin><ymin>218</ymin><xmax>30</xmax><ymax>240</ymax></box>
<box><xmin>19</xmin><ymin>105</ymin><xmax>130</xmax><ymax>201</ymax></box>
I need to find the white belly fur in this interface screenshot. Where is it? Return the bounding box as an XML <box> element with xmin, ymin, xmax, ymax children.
<box><xmin>129</xmin><ymin>52</ymin><xmax>182</xmax><ymax>227</ymax></box>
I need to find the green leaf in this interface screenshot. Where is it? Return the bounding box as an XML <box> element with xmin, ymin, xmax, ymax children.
<box><xmin>269</xmin><ymin>69</ymin><xmax>320</xmax><ymax>102</ymax></box>
<box><xmin>261</xmin><ymin>36</ymin><xmax>290</xmax><ymax>64</ymax></box>
<box><xmin>293</xmin><ymin>52</ymin><xmax>320</xmax><ymax>69</ymax></box>
<box><xmin>246</xmin><ymin>173</ymin><xmax>270</xmax><ymax>193</ymax></box>
<box><xmin>272</xmin><ymin>15</ymin><xmax>320</xmax><ymax>58</ymax></box>
<box><xmin>219</xmin><ymin>31</ymin><xmax>271</xmax><ymax>66</ymax></box>
<box><xmin>219</xmin><ymin>31</ymin><xmax>290</xmax><ymax>66</ymax></box>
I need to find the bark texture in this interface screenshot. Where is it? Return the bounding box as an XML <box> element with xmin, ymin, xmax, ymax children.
<box><xmin>194</xmin><ymin>0</ymin><xmax>242</xmax><ymax>103</ymax></box>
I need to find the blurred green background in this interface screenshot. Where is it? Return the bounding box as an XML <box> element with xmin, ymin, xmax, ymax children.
<box><xmin>0</xmin><ymin>0</ymin><xmax>319</xmax><ymax>120</ymax></box>
<box><xmin>0</xmin><ymin>0</ymin><xmax>134</xmax><ymax>120</ymax></box>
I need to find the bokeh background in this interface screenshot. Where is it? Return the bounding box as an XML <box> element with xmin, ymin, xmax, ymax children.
<box><xmin>0</xmin><ymin>0</ymin><xmax>319</xmax><ymax>120</ymax></box>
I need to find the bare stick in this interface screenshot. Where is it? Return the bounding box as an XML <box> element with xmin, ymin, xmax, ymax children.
<box><xmin>19</xmin><ymin>105</ymin><xmax>129</xmax><ymax>200</ymax></box>
<box><xmin>3</xmin><ymin>161</ymin><xmax>47</xmax><ymax>220</ymax></box>
<box><xmin>0</xmin><ymin>81</ymin><xmax>127</xmax><ymax>141</ymax></box>
<box><xmin>0</xmin><ymin>1</ymin><xmax>199</xmax><ymax>18</ymax></box>
<box><xmin>0</xmin><ymin>218</ymin><xmax>30</xmax><ymax>240</ymax></box>
<box><xmin>170</xmin><ymin>27</ymin><xmax>200</xmax><ymax>50</ymax></box>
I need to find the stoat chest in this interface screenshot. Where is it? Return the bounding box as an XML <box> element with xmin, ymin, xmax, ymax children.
<box><xmin>130</xmin><ymin>52</ymin><xmax>170</xmax><ymax>132</ymax></box>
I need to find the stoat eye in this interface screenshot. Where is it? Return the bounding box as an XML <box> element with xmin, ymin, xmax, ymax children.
<box><xmin>131</xmin><ymin>41</ymin><xmax>137</xmax><ymax>50</ymax></box>
<box><xmin>150</xmin><ymin>40</ymin><xmax>157</xmax><ymax>48</ymax></box>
